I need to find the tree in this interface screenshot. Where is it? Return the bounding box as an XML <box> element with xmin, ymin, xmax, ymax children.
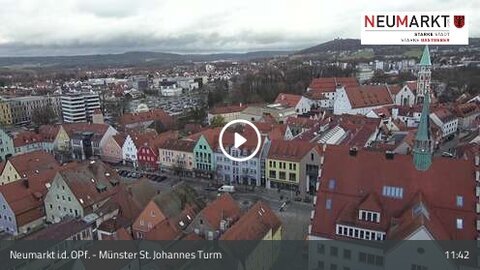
<box><xmin>210</xmin><ymin>115</ymin><xmax>226</xmax><ymax>128</ymax></box>
<box><xmin>32</xmin><ymin>105</ymin><xmax>57</xmax><ymax>126</ymax></box>
<box><xmin>186</xmin><ymin>107</ymin><xmax>206</xmax><ymax>124</ymax></box>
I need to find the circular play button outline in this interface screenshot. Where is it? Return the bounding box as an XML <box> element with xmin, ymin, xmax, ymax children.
<box><xmin>218</xmin><ymin>119</ymin><xmax>262</xmax><ymax>162</ymax></box>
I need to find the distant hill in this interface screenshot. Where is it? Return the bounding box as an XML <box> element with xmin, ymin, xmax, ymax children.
<box><xmin>297</xmin><ymin>38</ymin><xmax>363</xmax><ymax>55</ymax></box>
<box><xmin>0</xmin><ymin>50</ymin><xmax>290</xmax><ymax>69</ymax></box>
<box><xmin>297</xmin><ymin>38</ymin><xmax>480</xmax><ymax>56</ymax></box>
<box><xmin>0</xmin><ymin>37</ymin><xmax>478</xmax><ymax>69</ymax></box>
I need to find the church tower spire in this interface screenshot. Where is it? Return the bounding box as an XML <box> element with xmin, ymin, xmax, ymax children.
<box><xmin>413</xmin><ymin>91</ymin><xmax>432</xmax><ymax>171</ymax></box>
<box><xmin>415</xmin><ymin>45</ymin><xmax>432</xmax><ymax>104</ymax></box>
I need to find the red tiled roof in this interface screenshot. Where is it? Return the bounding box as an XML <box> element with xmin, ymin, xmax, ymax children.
<box><xmin>159</xmin><ymin>139</ymin><xmax>196</xmax><ymax>152</ymax></box>
<box><xmin>220</xmin><ymin>201</ymin><xmax>281</xmax><ymax>240</ymax></box>
<box><xmin>274</xmin><ymin>93</ymin><xmax>303</xmax><ymax>108</ymax></box>
<box><xmin>146</xmin><ymin>219</ymin><xmax>181</xmax><ymax>240</ymax></box>
<box><xmin>311</xmin><ymin>145</ymin><xmax>477</xmax><ymax>240</ymax></box>
<box><xmin>63</xmin><ymin>123</ymin><xmax>110</xmax><ymax>136</ymax></box>
<box><xmin>286</xmin><ymin>117</ymin><xmax>317</xmax><ymax>129</ymax></box>
<box><xmin>388</xmin><ymin>85</ymin><xmax>402</xmax><ymax>95</ymax></box>
<box><xmin>187</xmin><ymin>127</ymin><xmax>223</xmax><ymax>148</ymax></box>
<box><xmin>200</xmin><ymin>193</ymin><xmax>241</xmax><ymax>231</ymax></box>
<box><xmin>58</xmin><ymin>160</ymin><xmax>123</xmax><ymax>210</ymax></box>
<box><xmin>24</xmin><ymin>218</ymin><xmax>92</xmax><ymax>240</ymax></box>
<box><xmin>13</xmin><ymin>131</ymin><xmax>44</xmax><ymax>147</ymax></box>
<box><xmin>454</xmin><ymin>103</ymin><xmax>480</xmax><ymax>117</ymax></box>
<box><xmin>268</xmin><ymin>140</ymin><xmax>317</xmax><ymax>161</ymax></box>
<box><xmin>0</xmin><ymin>180</ymin><xmax>44</xmax><ymax>226</ymax></box>
<box><xmin>0</xmin><ymin>156</ymin><xmax>58</xmax><ymax>227</ymax></box>
<box><xmin>432</xmin><ymin>108</ymin><xmax>456</xmax><ymax>123</ymax></box>
<box><xmin>120</xmin><ymin>109</ymin><xmax>174</xmax><ymax>128</ymax></box>
<box><xmin>7</xmin><ymin>151</ymin><xmax>59</xmax><ymax>180</ymax></box>
<box><xmin>209</xmin><ymin>104</ymin><xmax>246</xmax><ymax>114</ymax></box>
<box><xmin>38</xmin><ymin>125</ymin><xmax>60</xmax><ymax>142</ymax></box>
<box><xmin>308</xmin><ymin>77</ymin><xmax>359</xmax><ymax>93</ymax></box>
<box><xmin>112</xmin><ymin>133</ymin><xmax>127</xmax><ymax>147</ymax></box>
<box><xmin>345</xmin><ymin>85</ymin><xmax>393</xmax><ymax>109</ymax></box>
<box><xmin>139</xmin><ymin>130</ymin><xmax>179</xmax><ymax>151</ymax></box>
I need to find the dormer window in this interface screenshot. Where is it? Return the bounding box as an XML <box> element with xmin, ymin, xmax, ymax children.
<box><xmin>358</xmin><ymin>210</ymin><xmax>380</xmax><ymax>223</ymax></box>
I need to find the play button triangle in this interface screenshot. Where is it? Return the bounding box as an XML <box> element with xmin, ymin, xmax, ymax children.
<box><xmin>234</xmin><ymin>133</ymin><xmax>247</xmax><ymax>148</ymax></box>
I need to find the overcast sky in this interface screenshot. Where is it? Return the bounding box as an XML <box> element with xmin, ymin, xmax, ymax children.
<box><xmin>0</xmin><ymin>0</ymin><xmax>478</xmax><ymax>56</ymax></box>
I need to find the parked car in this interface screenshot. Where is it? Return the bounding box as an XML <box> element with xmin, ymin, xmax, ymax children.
<box><xmin>205</xmin><ymin>183</ymin><xmax>222</xmax><ymax>191</ymax></box>
<box><xmin>442</xmin><ymin>152</ymin><xmax>454</xmax><ymax>158</ymax></box>
<box><xmin>218</xmin><ymin>185</ymin><xmax>235</xmax><ymax>193</ymax></box>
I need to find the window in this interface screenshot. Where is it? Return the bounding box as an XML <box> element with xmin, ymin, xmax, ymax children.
<box><xmin>456</xmin><ymin>218</ymin><xmax>463</xmax><ymax>229</ymax></box>
<box><xmin>328</xmin><ymin>179</ymin><xmax>336</xmax><ymax>190</ymax></box>
<box><xmin>311</xmin><ymin>153</ymin><xmax>314</xmax><ymax>161</ymax></box>
<box><xmin>289</xmin><ymin>173</ymin><xmax>296</xmax><ymax>181</ymax></box>
<box><xmin>382</xmin><ymin>185</ymin><xmax>404</xmax><ymax>199</ymax></box>
<box><xmin>317</xmin><ymin>244</ymin><xmax>325</xmax><ymax>254</ymax></box>
<box><xmin>325</xmin><ymin>199</ymin><xmax>332</xmax><ymax>210</ymax></box>
<box><xmin>359</xmin><ymin>252</ymin><xmax>367</xmax><ymax>263</ymax></box>
<box><xmin>456</xmin><ymin>196</ymin><xmax>463</xmax><ymax>207</ymax></box>
<box><xmin>343</xmin><ymin>249</ymin><xmax>351</xmax><ymax>259</ymax></box>
<box><xmin>330</xmin><ymin>246</ymin><xmax>338</xmax><ymax>257</ymax></box>
<box><xmin>279</xmin><ymin>172</ymin><xmax>286</xmax><ymax>180</ymax></box>
<box><xmin>269</xmin><ymin>171</ymin><xmax>276</xmax><ymax>178</ymax></box>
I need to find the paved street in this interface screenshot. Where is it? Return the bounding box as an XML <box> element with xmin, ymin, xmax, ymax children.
<box><xmin>118</xmin><ymin>165</ymin><xmax>313</xmax><ymax>240</ymax></box>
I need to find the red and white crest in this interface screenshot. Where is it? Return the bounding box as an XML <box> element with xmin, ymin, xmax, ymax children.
<box><xmin>454</xmin><ymin>15</ymin><xmax>465</xmax><ymax>28</ymax></box>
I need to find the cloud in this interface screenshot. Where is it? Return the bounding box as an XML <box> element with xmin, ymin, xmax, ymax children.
<box><xmin>0</xmin><ymin>0</ymin><xmax>477</xmax><ymax>56</ymax></box>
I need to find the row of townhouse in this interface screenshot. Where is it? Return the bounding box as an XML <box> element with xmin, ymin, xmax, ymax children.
<box><xmin>0</xmin><ymin>153</ymin><xmax>156</xmax><ymax>237</ymax></box>
<box><xmin>0</xmin><ymin>122</ymin><xmax>117</xmax><ymax>162</ymax></box>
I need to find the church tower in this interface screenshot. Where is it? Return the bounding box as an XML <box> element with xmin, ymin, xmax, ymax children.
<box><xmin>413</xmin><ymin>90</ymin><xmax>432</xmax><ymax>171</ymax></box>
<box><xmin>415</xmin><ymin>46</ymin><xmax>432</xmax><ymax>104</ymax></box>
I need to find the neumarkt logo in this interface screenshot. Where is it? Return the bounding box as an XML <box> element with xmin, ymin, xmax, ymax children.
<box><xmin>364</xmin><ymin>14</ymin><xmax>451</xmax><ymax>28</ymax></box>
<box><xmin>361</xmin><ymin>12</ymin><xmax>469</xmax><ymax>45</ymax></box>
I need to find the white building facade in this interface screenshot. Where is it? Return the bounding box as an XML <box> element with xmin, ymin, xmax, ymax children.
<box><xmin>61</xmin><ymin>93</ymin><xmax>101</xmax><ymax>123</ymax></box>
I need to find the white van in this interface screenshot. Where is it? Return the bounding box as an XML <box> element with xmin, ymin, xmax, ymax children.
<box><xmin>218</xmin><ymin>185</ymin><xmax>235</xmax><ymax>193</ymax></box>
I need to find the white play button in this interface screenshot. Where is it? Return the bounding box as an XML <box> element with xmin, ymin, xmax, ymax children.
<box><xmin>219</xmin><ymin>119</ymin><xmax>262</xmax><ymax>162</ymax></box>
<box><xmin>234</xmin><ymin>133</ymin><xmax>247</xmax><ymax>148</ymax></box>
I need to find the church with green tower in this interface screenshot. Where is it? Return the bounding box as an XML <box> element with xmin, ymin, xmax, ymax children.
<box><xmin>413</xmin><ymin>45</ymin><xmax>433</xmax><ymax>171</ymax></box>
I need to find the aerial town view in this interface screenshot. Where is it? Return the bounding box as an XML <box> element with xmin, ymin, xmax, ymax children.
<box><xmin>0</xmin><ymin>0</ymin><xmax>479</xmax><ymax>269</ymax></box>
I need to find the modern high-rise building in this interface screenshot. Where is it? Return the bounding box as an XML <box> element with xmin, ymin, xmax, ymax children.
<box><xmin>61</xmin><ymin>93</ymin><xmax>101</xmax><ymax>123</ymax></box>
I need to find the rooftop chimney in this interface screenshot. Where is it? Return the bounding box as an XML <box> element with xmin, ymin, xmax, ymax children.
<box><xmin>23</xmin><ymin>178</ymin><xmax>29</xmax><ymax>189</ymax></box>
<box><xmin>385</xmin><ymin>151</ymin><xmax>395</xmax><ymax>160</ymax></box>
<box><xmin>349</xmin><ymin>147</ymin><xmax>358</xmax><ymax>157</ymax></box>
